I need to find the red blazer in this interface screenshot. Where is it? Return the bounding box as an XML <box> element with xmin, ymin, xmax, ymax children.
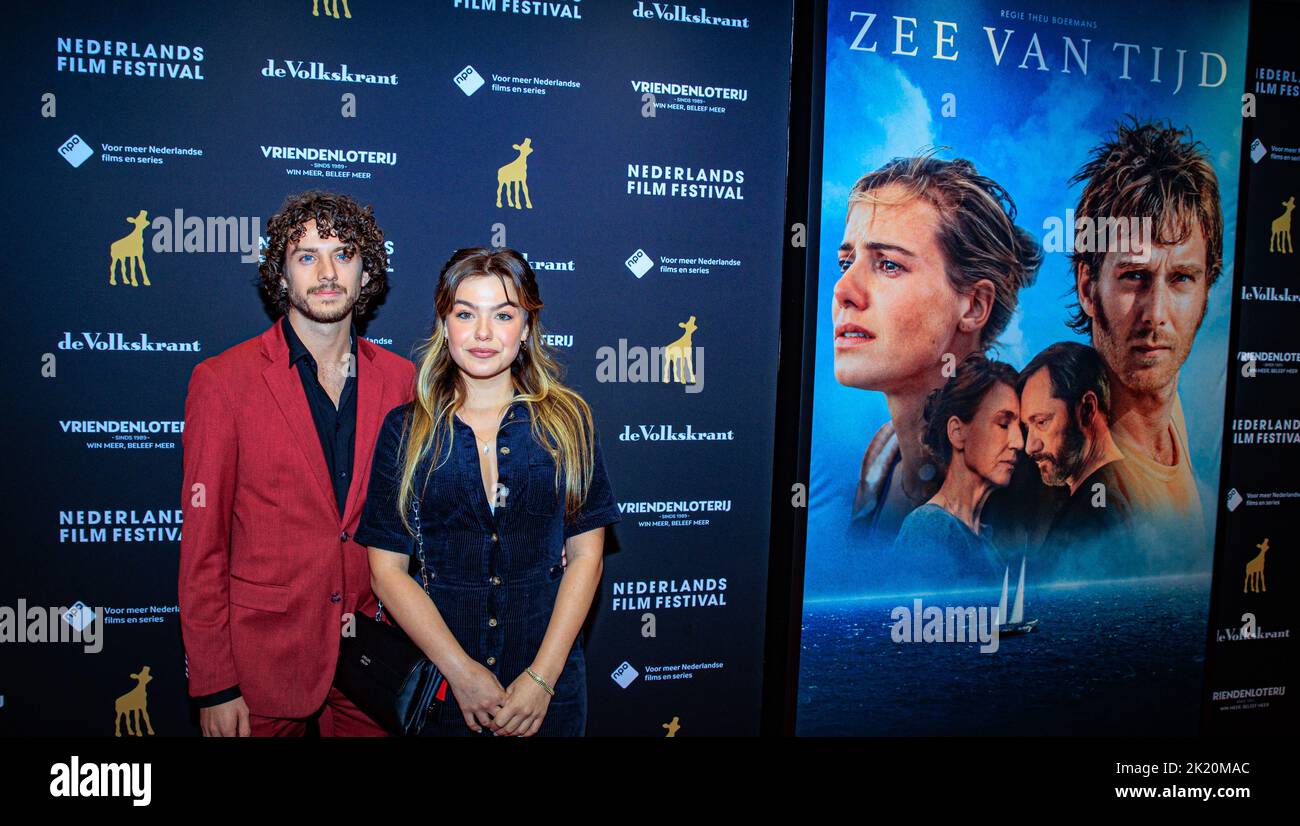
<box><xmin>178</xmin><ymin>318</ymin><xmax>416</xmax><ymax>718</ymax></box>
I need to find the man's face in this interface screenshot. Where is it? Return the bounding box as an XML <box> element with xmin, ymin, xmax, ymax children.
<box><xmin>1019</xmin><ymin>367</ymin><xmax>1086</xmax><ymax>486</ymax></box>
<box><xmin>1078</xmin><ymin>221</ymin><xmax>1209</xmax><ymax>396</ymax></box>
<box><xmin>281</xmin><ymin>219</ymin><xmax>369</xmax><ymax>324</ymax></box>
<box><xmin>832</xmin><ymin>185</ymin><xmax>968</xmax><ymax>395</ymax></box>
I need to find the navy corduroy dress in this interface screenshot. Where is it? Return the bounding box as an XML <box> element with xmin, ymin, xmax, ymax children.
<box><xmin>353</xmin><ymin>399</ymin><xmax>620</xmax><ymax>736</ymax></box>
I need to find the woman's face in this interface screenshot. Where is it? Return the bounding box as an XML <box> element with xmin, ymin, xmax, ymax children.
<box><xmin>956</xmin><ymin>382</ymin><xmax>1024</xmax><ymax>488</ymax></box>
<box><xmin>445</xmin><ymin>274</ymin><xmax>529</xmax><ymax>379</ymax></box>
<box><xmin>833</xmin><ymin>186</ymin><xmax>969</xmax><ymax>395</ymax></box>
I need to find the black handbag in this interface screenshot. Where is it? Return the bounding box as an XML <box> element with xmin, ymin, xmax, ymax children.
<box><xmin>335</xmin><ymin>485</ymin><xmax>447</xmax><ymax>736</ymax></box>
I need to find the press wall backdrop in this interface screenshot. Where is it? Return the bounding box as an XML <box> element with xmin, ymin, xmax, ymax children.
<box><xmin>2</xmin><ymin>0</ymin><xmax>795</xmax><ymax>736</ymax></box>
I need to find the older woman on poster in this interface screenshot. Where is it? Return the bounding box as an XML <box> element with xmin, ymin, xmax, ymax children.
<box><xmin>891</xmin><ymin>353</ymin><xmax>1023</xmax><ymax>586</ymax></box>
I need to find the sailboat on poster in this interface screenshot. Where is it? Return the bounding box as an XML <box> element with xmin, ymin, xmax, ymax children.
<box><xmin>995</xmin><ymin>557</ymin><xmax>1039</xmax><ymax>636</ymax></box>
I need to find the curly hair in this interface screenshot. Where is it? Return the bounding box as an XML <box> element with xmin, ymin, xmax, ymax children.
<box><xmin>848</xmin><ymin>151</ymin><xmax>1042</xmax><ymax>351</ymax></box>
<box><xmin>1066</xmin><ymin>118</ymin><xmax>1223</xmax><ymax>336</ymax></box>
<box><xmin>921</xmin><ymin>352</ymin><xmax>1020</xmax><ymax>470</ymax></box>
<box><xmin>258</xmin><ymin>190</ymin><xmax>389</xmax><ymax>316</ymax></box>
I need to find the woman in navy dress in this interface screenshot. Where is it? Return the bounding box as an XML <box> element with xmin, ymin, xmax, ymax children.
<box><xmin>354</xmin><ymin>247</ymin><xmax>620</xmax><ymax>737</ymax></box>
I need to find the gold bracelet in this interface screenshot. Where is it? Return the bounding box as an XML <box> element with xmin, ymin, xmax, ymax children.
<box><xmin>525</xmin><ymin>667</ymin><xmax>555</xmax><ymax>696</ymax></box>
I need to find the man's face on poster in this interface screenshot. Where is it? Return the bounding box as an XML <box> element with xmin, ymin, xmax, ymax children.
<box><xmin>1077</xmin><ymin>220</ymin><xmax>1209</xmax><ymax>396</ymax></box>
<box><xmin>1019</xmin><ymin>367</ymin><xmax>1086</xmax><ymax>487</ymax></box>
<box><xmin>833</xmin><ymin>185</ymin><xmax>966</xmax><ymax>395</ymax></box>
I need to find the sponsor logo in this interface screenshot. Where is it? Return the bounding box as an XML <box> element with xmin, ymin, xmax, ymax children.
<box><xmin>109</xmin><ymin>210</ymin><xmax>152</xmax><ymax>286</ymax></box>
<box><xmin>261</xmin><ymin>145</ymin><xmax>398</xmax><ymax>183</ymax></box>
<box><xmin>312</xmin><ymin>0</ymin><xmax>353</xmax><ymax>20</ymax></box>
<box><xmin>1226</xmin><ymin>487</ymin><xmax>1243</xmax><ymax>511</ymax></box>
<box><xmin>61</xmin><ymin>420</ymin><xmax>184</xmax><ymax>452</ymax></box>
<box><xmin>627</xmin><ymin>164</ymin><xmax>744</xmax><ymax>199</ymax></box>
<box><xmin>618</xmin><ymin>424</ymin><xmax>733</xmax><ymax>442</ymax></box>
<box><xmin>58</xmin><ymin>509</ymin><xmax>184</xmax><ymax>544</ymax></box>
<box><xmin>496</xmin><ymin>138</ymin><xmax>534</xmax><ymax>209</ymax></box>
<box><xmin>59</xmin><ymin>134</ymin><xmax>93</xmax><ymax>167</ymax></box>
<box><xmin>1210</xmin><ymin>685</ymin><xmax>1286</xmax><ymax>712</ymax></box>
<box><xmin>454</xmin><ymin>0</ymin><xmax>584</xmax><ymax>20</ymax></box>
<box><xmin>1237</xmin><ymin>351</ymin><xmax>1300</xmax><ymax>377</ymax></box>
<box><xmin>454</xmin><ymin>64</ymin><xmax>485</xmax><ymax>95</ymax></box>
<box><xmin>113</xmin><ymin>666</ymin><xmax>156</xmax><ymax>737</ymax></box>
<box><xmin>1270</xmin><ymin>196</ymin><xmax>1294</xmax><ymax>254</ymax></box>
<box><xmin>261</xmin><ymin>146</ymin><xmax>397</xmax><ymax>165</ymax></box>
<box><xmin>1231</xmin><ymin>419</ymin><xmax>1300</xmax><ymax>445</ymax></box>
<box><xmin>611</xmin><ymin>660</ymin><xmax>639</xmax><ymax>688</ymax></box>
<box><xmin>1216</xmin><ymin>612</ymin><xmax>1290</xmax><ymax>642</ymax></box>
<box><xmin>56</xmin><ymin>37</ymin><xmax>204</xmax><ymax>80</ymax></box>
<box><xmin>1243</xmin><ymin>537</ymin><xmax>1269</xmax><ymax>593</ymax></box>
<box><xmin>1240</xmin><ymin>285</ymin><xmax>1300</xmax><ymax>302</ymax></box>
<box><xmin>57</xmin><ymin>331</ymin><xmax>202</xmax><ymax>353</ymax></box>
<box><xmin>107</xmin><ymin>209</ymin><xmax>261</xmax><ymax>287</ymax></box>
<box><xmin>631</xmin><ymin>80</ymin><xmax>748</xmax><ymax>101</ymax></box>
<box><xmin>632</xmin><ymin>79</ymin><xmax>748</xmax><ymax>115</ymax></box>
<box><xmin>626</xmin><ymin>249</ymin><xmax>655</xmax><ymax>278</ymax></box>
<box><xmin>611</xmin><ymin>577</ymin><xmax>728</xmax><ymax>610</ymax></box>
<box><xmin>261</xmin><ymin>58</ymin><xmax>396</xmax><ymax>84</ymax></box>
<box><xmin>631</xmin><ymin>2</ymin><xmax>750</xmax><ymax>28</ymax></box>
<box><xmin>621</xmin><ymin>498</ymin><xmax>731</xmax><ymax>528</ymax></box>
<box><xmin>596</xmin><ymin>316</ymin><xmax>705</xmax><ymax>392</ymax></box>
<box><xmin>522</xmin><ymin>252</ymin><xmax>574</xmax><ymax>272</ymax></box>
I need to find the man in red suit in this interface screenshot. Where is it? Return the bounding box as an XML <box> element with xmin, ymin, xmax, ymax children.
<box><xmin>179</xmin><ymin>191</ymin><xmax>415</xmax><ymax>736</ymax></box>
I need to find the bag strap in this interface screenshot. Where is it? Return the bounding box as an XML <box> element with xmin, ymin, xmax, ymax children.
<box><xmin>375</xmin><ymin>460</ymin><xmax>436</xmax><ymax>623</ymax></box>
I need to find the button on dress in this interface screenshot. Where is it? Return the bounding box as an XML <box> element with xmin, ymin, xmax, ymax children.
<box><xmin>353</xmin><ymin>400</ymin><xmax>621</xmax><ymax>736</ymax></box>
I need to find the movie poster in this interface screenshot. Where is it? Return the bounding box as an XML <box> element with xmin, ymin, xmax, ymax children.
<box><xmin>797</xmin><ymin>0</ymin><xmax>1248</xmax><ymax>735</ymax></box>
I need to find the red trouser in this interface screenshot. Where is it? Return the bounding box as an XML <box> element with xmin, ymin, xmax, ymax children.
<box><xmin>248</xmin><ymin>684</ymin><xmax>387</xmax><ymax>737</ymax></box>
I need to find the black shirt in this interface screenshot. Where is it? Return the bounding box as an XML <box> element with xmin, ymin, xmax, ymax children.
<box><xmin>192</xmin><ymin>316</ymin><xmax>358</xmax><ymax>710</ymax></box>
<box><xmin>1039</xmin><ymin>459</ymin><xmax>1134</xmax><ymax>580</ymax></box>
<box><xmin>282</xmin><ymin>314</ymin><xmax>358</xmax><ymax>519</ymax></box>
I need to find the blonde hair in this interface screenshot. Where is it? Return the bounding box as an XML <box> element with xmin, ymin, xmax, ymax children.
<box><xmin>848</xmin><ymin>150</ymin><xmax>1042</xmax><ymax>350</ymax></box>
<box><xmin>394</xmin><ymin>247</ymin><xmax>597</xmax><ymax>534</ymax></box>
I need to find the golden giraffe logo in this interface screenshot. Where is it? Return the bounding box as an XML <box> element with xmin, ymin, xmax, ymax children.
<box><xmin>662</xmin><ymin>315</ymin><xmax>698</xmax><ymax>384</ymax></box>
<box><xmin>1271</xmin><ymin>196</ymin><xmax>1295</xmax><ymax>254</ymax></box>
<box><xmin>1244</xmin><ymin>538</ymin><xmax>1269</xmax><ymax>593</ymax></box>
<box><xmin>114</xmin><ymin>665</ymin><xmax>155</xmax><ymax>737</ymax></box>
<box><xmin>313</xmin><ymin>0</ymin><xmax>351</xmax><ymax>18</ymax></box>
<box><xmin>496</xmin><ymin>137</ymin><xmax>534</xmax><ymax>209</ymax></box>
<box><xmin>109</xmin><ymin>209</ymin><xmax>151</xmax><ymax>287</ymax></box>
<box><xmin>662</xmin><ymin>716</ymin><xmax>681</xmax><ymax>737</ymax></box>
